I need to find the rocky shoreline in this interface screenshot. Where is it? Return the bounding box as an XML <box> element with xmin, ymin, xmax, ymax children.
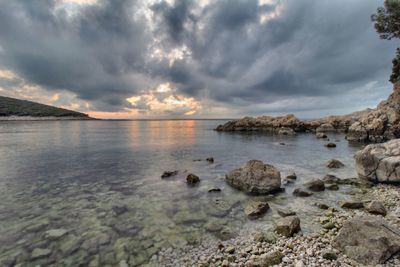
<box><xmin>148</xmin><ymin>184</ymin><xmax>400</xmax><ymax>267</ymax></box>
<box><xmin>216</xmin><ymin>84</ymin><xmax>400</xmax><ymax>143</ymax></box>
<box><xmin>146</xmin><ymin>140</ymin><xmax>400</xmax><ymax>267</ymax></box>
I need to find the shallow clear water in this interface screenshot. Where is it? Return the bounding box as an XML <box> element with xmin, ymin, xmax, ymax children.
<box><xmin>0</xmin><ymin>120</ymin><xmax>364</xmax><ymax>266</ymax></box>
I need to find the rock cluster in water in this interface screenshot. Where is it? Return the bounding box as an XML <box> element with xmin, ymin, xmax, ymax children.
<box><xmin>149</xmin><ymin>183</ymin><xmax>400</xmax><ymax>267</ymax></box>
<box><xmin>148</xmin><ymin>138</ymin><xmax>400</xmax><ymax>266</ymax></box>
<box><xmin>216</xmin><ymin>83</ymin><xmax>400</xmax><ymax>143</ymax></box>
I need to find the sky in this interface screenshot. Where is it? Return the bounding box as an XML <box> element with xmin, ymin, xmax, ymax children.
<box><xmin>0</xmin><ymin>0</ymin><xmax>398</xmax><ymax>119</ymax></box>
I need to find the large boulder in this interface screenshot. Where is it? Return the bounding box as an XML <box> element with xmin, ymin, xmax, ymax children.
<box><xmin>275</xmin><ymin>216</ymin><xmax>301</xmax><ymax>237</ymax></box>
<box><xmin>244</xmin><ymin>201</ymin><xmax>269</xmax><ymax>218</ymax></box>
<box><xmin>354</xmin><ymin>139</ymin><xmax>400</xmax><ymax>183</ymax></box>
<box><xmin>333</xmin><ymin>216</ymin><xmax>400</xmax><ymax>265</ymax></box>
<box><xmin>225</xmin><ymin>160</ymin><xmax>281</xmax><ymax>194</ymax></box>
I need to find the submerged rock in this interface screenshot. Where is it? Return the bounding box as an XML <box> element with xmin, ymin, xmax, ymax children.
<box><xmin>206</xmin><ymin>157</ymin><xmax>214</xmax><ymax>163</ymax></box>
<box><xmin>304</xmin><ymin>179</ymin><xmax>325</xmax><ymax>192</ymax></box>
<box><xmin>112</xmin><ymin>223</ymin><xmax>142</xmax><ymax>236</ymax></box>
<box><xmin>186</xmin><ymin>174</ymin><xmax>200</xmax><ymax>185</ymax></box>
<box><xmin>325</xmin><ymin>142</ymin><xmax>337</xmax><ymax>148</ymax></box>
<box><xmin>45</xmin><ymin>229</ymin><xmax>68</xmax><ymax>240</ymax></box>
<box><xmin>285</xmin><ymin>172</ymin><xmax>297</xmax><ymax>180</ymax></box>
<box><xmin>278</xmin><ymin>127</ymin><xmax>296</xmax><ymax>135</ymax></box>
<box><xmin>112</xmin><ymin>205</ymin><xmax>128</xmax><ymax>216</ymax></box>
<box><xmin>31</xmin><ymin>248</ymin><xmax>52</xmax><ymax>259</ymax></box>
<box><xmin>276</xmin><ymin>208</ymin><xmax>296</xmax><ymax>217</ymax></box>
<box><xmin>340</xmin><ymin>201</ymin><xmax>364</xmax><ymax>209</ymax></box>
<box><xmin>333</xmin><ymin>215</ymin><xmax>400</xmax><ymax>265</ymax></box>
<box><xmin>244</xmin><ymin>201</ymin><xmax>269</xmax><ymax>218</ymax></box>
<box><xmin>204</xmin><ymin>219</ymin><xmax>224</xmax><ymax>233</ymax></box>
<box><xmin>208</xmin><ymin>188</ymin><xmax>221</xmax><ymax>193</ymax></box>
<box><xmin>275</xmin><ymin>216</ymin><xmax>301</xmax><ymax>237</ymax></box>
<box><xmin>161</xmin><ymin>171</ymin><xmax>178</xmax><ymax>178</ymax></box>
<box><xmin>355</xmin><ymin>139</ymin><xmax>400</xmax><ymax>183</ymax></box>
<box><xmin>225</xmin><ymin>160</ymin><xmax>281</xmax><ymax>194</ymax></box>
<box><xmin>326</xmin><ymin>184</ymin><xmax>339</xmax><ymax>191</ymax></box>
<box><xmin>322</xmin><ymin>174</ymin><xmax>341</xmax><ymax>184</ymax></box>
<box><xmin>293</xmin><ymin>188</ymin><xmax>312</xmax><ymax>197</ymax></box>
<box><xmin>366</xmin><ymin>200</ymin><xmax>387</xmax><ymax>216</ymax></box>
<box><xmin>326</xmin><ymin>159</ymin><xmax>344</xmax><ymax>168</ymax></box>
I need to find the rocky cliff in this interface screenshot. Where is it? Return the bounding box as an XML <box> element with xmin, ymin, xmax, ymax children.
<box><xmin>216</xmin><ymin>83</ymin><xmax>400</xmax><ymax>143</ymax></box>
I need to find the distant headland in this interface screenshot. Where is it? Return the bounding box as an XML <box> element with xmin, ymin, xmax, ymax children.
<box><xmin>0</xmin><ymin>95</ymin><xmax>95</xmax><ymax>121</ymax></box>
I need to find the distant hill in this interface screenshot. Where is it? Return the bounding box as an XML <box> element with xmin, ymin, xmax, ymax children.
<box><xmin>0</xmin><ymin>95</ymin><xmax>91</xmax><ymax>119</ymax></box>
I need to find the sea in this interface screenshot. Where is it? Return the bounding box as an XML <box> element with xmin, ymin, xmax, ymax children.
<box><xmin>0</xmin><ymin>120</ymin><xmax>365</xmax><ymax>266</ymax></box>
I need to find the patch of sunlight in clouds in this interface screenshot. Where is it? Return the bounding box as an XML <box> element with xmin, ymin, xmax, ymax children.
<box><xmin>127</xmin><ymin>83</ymin><xmax>202</xmax><ymax>116</ymax></box>
<box><xmin>61</xmin><ymin>0</ymin><xmax>98</xmax><ymax>5</ymax></box>
<box><xmin>259</xmin><ymin>1</ymin><xmax>284</xmax><ymax>24</ymax></box>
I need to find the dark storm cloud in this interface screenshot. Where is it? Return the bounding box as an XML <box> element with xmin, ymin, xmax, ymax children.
<box><xmin>0</xmin><ymin>0</ymin><xmax>397</xmax><ymax>115</ymax></box>
<box><xmin>0</xmin><ymin>0</ymin><xmax>151</xmax><ymax>111</ymax></box>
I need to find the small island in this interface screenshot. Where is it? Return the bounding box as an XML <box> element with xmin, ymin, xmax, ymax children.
<box><xmin>0</xmin><ymin>96</ymin><xmax>94</xmax><ymax>120</ymax></box>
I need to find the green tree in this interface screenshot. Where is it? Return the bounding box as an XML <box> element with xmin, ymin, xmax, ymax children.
<box><xmin>372</xmin><ymin>0</ymin><xmax>400</xmax><ymax>83</ymax></box>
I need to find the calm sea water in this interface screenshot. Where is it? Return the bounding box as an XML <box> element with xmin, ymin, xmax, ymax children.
<box><xmin>0</xmin><ymin>120</ymin><xmax>364</xmax><ymax>266</ymax></box>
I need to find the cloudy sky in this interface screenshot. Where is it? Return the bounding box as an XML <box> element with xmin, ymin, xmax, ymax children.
<box><xmin>0</xmin><ymin>0</ymin><xmax>397</xmax><ymax>119</ymax></box>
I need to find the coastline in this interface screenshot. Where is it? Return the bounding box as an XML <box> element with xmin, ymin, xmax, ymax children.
<box><xmin>148</xmin><ymin>184</ymin><xmax>400</xmax><ymax>267</ymax></box>
<box><xmin>0</xmin><ymin>116</ymin><xmax>97</xmax><ymax>121</ymax></box>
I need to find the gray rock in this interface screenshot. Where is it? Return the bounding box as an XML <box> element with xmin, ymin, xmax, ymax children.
<box><xmin>277</xmin><ymin>208</ymin><xmax>296</xmax><ymax>217</ymax></box>
<box><xmin>204</xmin><ymin>220</ymin><xmax>224</xmax><ymax>232</ymax></box>
<box><xmin>60</xmin><ymin>234</ymin><xmax>82</xmax><ymax>254</ymax></box>
<box><xmin>186</xmin><ymin>173</ymin><xmax>200</xmax><ymax>185</ymax></box>
<box><xmin>225</xmin><ymin>160</ymin><xmax>281</xmax><ymax>194</ymax></box>
<box><xmin>355</xmin><ymin>139</ymin><xmax>400</xmax><ymax>183</ymax></box>
<box><xmin>326</xmin><ymin>159</ymin><xmax>344</xmax><ymax>168</ymax></box>
<box><xmin>112</xmin><ymin>222</ymin><xmax>142</xmax><ymax>236</ymax></box>
<box><xmin>208</xmin><ymin>188</ymin><xmax>221</xmax><ymax>193</ymax></box>
<box><xmin>326</xmin><ymin>184</ymin><xmax>339</xmax><ymax>191</ymax></box>
<box><xmin>244</xmin><ymin>201</ymin><xmax>269</xmax><ymax>218</ymax></box>
<box><xmin>225</xmin><ymin>246</ymin><xmax>235</xmax><ymax>254</ymax></box>
<box><xmin>293</xmin><ymin>188</ymin><xmax>312</xmax><ymax>197</ymax></box>
<box><xmin>285</xmin><ymin>172</ymin><xmax>297</xmax><ymax>180</ymax></box>
<box><xmin>278</xmin><ymin>127</ymin><xmax>296</xmax><ymax>135</ymax></box>
<box><xmin>316</xmin><ymin>132</ymin><xmax>328</xmax><ymax>138</ymax></box>
<box><xmin>260</xmin><ymin>251</ymin><xmax>284</xmax><ymax>266</ymax></box>
<box><xmin>315</xmin><ymin>203</ymin><xmax>330</xmax><ymax>210</ymax></box>
<box><xmin>317</xmin><ymin>123</ymin><xmax>335</xmax><ymax>133</ymax></box>
<box><xmin>340</xmin><ymin>201</ymin><xmax>364</xmax><ymax>209</ymax></box>
<box><xmin>325</xmin><ymin>142</ymin><xmax>336</xmax><ymax>148</ymax></box>
<box><xmin>367</xmin><ymin>200</ymin><xmax>387</xmax><ymax>216</ymax></box>
<box><xmin>31</xmin><ymin>248</ymin><xmax>52</xmax><ymax>259</ymax></box>
<box><xmin>161</xmin><ymin>170</ymin><xmax>178</xmax><ymax>178</ymax></box>
<box><xmin>44</xmin><ymin>229</ymin><xmax>68</xmax><ymax>240</ymax></box>
<box><xmin>254</xmin><ymin>231</ymin><xmax>278</xmax><ymax>244</ymax></box>
<box><xmin>112</xmin><ymin>205</ymin><xmax>128</xmax><ymax>216</ymax></box>
<box><xmin>322</xmin><ymin>174</ymin><xmax>340</xmax><ymax>184</ymax></box>
<box><xmin>322</xmin><ymin>250</ymin><xmax>337</xmax><ymax>261</ymax></box>
<box><xmin>304</xmin><ymin>179</ymin><xmax>325</xmax><ymax>192</ymax></box>
<box><xmin>275</xmin><ymin>216</ymin><xmax>301</xmax><ymax>237</ymax></box>
<box><xmin>333</xmin><ymin>215</ymin><xmax>400</xmax><ymax>265</ymax></box>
